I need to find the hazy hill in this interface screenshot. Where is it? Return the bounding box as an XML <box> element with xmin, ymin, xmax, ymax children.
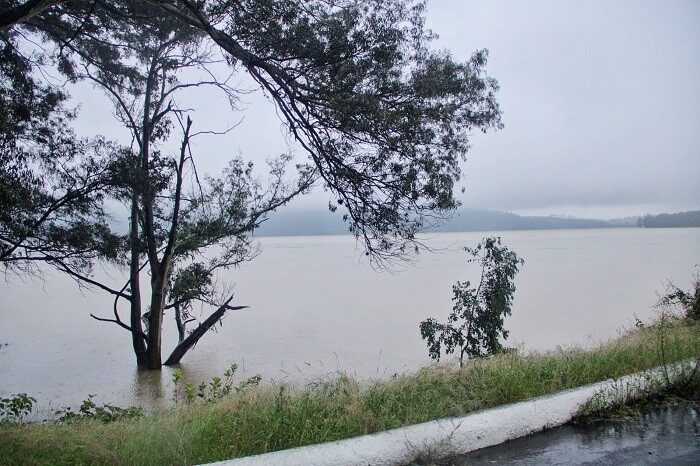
<box><xmin>254</xmin><ymin>208</ymin><xmax>641</xmax><ymax>237</ymax></box>
<box><xmin>429</xmin><ymin>210</ymin><xmax>623</xmax><ymax>232</ymax></box>
<box><xmin>255</xmin><ymin>208</ymin><xmax>349</xmax><ymax>236</ymax></box>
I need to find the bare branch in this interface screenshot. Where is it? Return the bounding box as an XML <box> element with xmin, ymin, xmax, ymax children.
<box><xmin>164</xmin><ymin>295</ymin><xmax>247</xmax><ymax>365</ymax></box>
<box><xmin>90</xmin><ymin>312</ymin><xmax>147</xmax><ymax>341</ymax></box>
<box><xmin>50</xmin><ymin>258</ymin><xmax>132</xmax><ymax>300</ymax></box>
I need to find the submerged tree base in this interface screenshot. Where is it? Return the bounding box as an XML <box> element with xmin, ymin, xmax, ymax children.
<box><xmin>1</xmin><ymin>316</ymin><xmax>698</xmax><ymax>465</ymax></box>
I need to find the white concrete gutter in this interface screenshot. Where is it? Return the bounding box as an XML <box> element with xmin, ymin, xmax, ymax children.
<box><xmin>205</xmin><ymin>361</ymin><xmax>693</xmax><ymax>466</ymax></box>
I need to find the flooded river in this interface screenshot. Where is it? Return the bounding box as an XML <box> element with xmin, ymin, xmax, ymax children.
<box><xmin>1</xmin><ymin>228</ymin><xmax>698</xmax><ymax>415</ymax></box>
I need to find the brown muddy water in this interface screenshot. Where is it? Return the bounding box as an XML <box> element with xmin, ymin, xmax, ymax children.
<box><xmin>1</xmin><ymin>228</ymin><xmax>698</xmax><ymax>416</ymax></box>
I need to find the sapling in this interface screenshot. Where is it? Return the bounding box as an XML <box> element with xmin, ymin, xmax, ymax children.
<box><xmin>420</xmin><ymin>237</ymin><xmax>524</xmax><ymax>367</ymax></box>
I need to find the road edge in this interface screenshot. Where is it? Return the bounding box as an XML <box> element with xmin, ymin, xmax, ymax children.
<box><xmin>203</xmin><ymin>360</ymin><xmax>693</xmax><ymax>466</ymax></box>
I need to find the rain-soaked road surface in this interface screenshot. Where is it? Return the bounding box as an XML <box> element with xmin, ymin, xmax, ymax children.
<box><xmin>432</xmin><ymin>401</ymin><xmax>700</xmax><ymax>465</ymax></box>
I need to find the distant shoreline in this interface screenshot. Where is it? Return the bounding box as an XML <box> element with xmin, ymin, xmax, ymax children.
<box><xmin>255</xmin><ymin>208</ymin><xmax>700</xmax><ymax>237</ymax></box>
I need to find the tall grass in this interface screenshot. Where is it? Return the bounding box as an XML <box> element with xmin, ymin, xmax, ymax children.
<box><xmin>1</xmin><ymin>317</ymin><xmax>698</xmax><ymax>465</ymax></box>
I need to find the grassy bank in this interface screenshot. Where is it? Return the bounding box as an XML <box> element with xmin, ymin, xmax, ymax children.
<box><xmin>1</xmin><ymin>316</ymin><xmax>698</xmax><ymax>465</ymax></box>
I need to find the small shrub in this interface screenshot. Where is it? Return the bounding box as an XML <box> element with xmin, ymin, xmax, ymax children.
<box><xmin>656</xmin><ymin>271</ymin><xmax>700</xmax><ymax>320</ymax></box>
<box><xmin>0</xmin><ymin>393</ymin><xmax>35</xmax><ymax>423</ymax></box>
<box><xmin>54</xmin><ymin>395</ymin><xmax>142</xmax><ymax>423</ymax></box>
<box><xmin>420</xmin><ymin>237</ymin><xmax>524</xmax><ymax>367</ymax></box>
<box><xmin>173</xmin><ymin>363</ymin><xmax>262</xmax><ymax>404</ymax></box>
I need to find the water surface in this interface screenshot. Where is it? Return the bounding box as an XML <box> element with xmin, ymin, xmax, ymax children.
<box><xmin>0</xmin><ymin>228</ymin><xmax>698</xmax><ymax>414</ymax></box>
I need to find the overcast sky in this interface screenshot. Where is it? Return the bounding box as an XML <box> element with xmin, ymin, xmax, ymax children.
<box><xmin>426</xmin><ymin>0</ymin><xmax>700</xmax><ymax>218</ymax></box>
<box><xmin>72</xmin><ymin>0</ymin><xmax>700</xmax><ymax>220</ymax></box>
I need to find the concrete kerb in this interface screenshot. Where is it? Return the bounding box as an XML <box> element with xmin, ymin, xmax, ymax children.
<box><xmin>203</xmin><ymin>360</ymin><xmax>695</xmax><ymax>466</ymax></box>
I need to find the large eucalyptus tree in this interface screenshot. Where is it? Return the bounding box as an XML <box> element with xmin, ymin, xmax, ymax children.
<box><xmin>2</xmin><ymin>0</ymin><xmax>503</xmax><ymax>369</ymax></box>
<box><xmin>48</xmin><ymin>6</ymin><xmax>314</xmax><ymax>368</ymax></box>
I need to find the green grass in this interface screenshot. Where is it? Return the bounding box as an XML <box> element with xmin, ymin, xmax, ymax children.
<box><xmin>1</xmin><ymin>316</ymin><xmax>698</xmax><ymax>465</ymax></box>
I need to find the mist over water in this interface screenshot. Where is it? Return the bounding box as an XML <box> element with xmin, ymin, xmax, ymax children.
<box><xmin>1</xmin><ymin>228</ymin><xmax>698</xmax><ymax>415</ymax></box>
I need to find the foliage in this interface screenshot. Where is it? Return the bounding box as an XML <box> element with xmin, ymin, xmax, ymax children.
<box><xmin>2</xmin><ymin>0</ymin><xmax>502</xmax><ymax>264</ymax></box>
<box><xmin>420</xmin><ymin>237</ymin><xmax>524</xmax><ymax>366</ymax></box>
<box><xmin>0</xmin><ymin>393</ymin><xmax>35</xmax><ymax>423</ymax></box>
<box><xmin>172</xmin><ymin>363</ymin><xmax>262</xmax><ymax>404</ymax></box>
<box><xmin>54</xmin><ymin>395</ymin><xmax>143</xmax><ymax>424</ymax></box>
<box><xmin>0</xmin><ymin>36</ymin><xmax>120</xmax><ymax>273</ymax></box>
<box><xmin>656</xmin><ymin>271</ymin><xmax>700</xmax><ymax>320</ymax></box>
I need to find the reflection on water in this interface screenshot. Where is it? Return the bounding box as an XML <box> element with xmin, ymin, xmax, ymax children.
<box><xmin>130</xmin><ymin>368</ymin><xmax>169</xmax><ymax>412</ymax></box>
<box><xmin>1</xmin><ymin>228</ymin><xmax>699</xmax><ymax>413</ymax></box>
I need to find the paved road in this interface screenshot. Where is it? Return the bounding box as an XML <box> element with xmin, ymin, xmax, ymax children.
<box><xmin>430</xmin><ymin>401</ymin><xmax>700</xmax><ymax>465</ymax></box>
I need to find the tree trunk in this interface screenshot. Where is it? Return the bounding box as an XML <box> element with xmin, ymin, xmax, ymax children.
<box><xmin>129</xmin><ymin>194</ymin><xmax>147</xmax><ymax>366</ymax></box>
<box><xmin>164</xmin><ymin>297</ymin><xmax>246</xmax><ymax>365</ymax></box>
<box><xmin>174</xmin><ymin>303</ymin><xmax>186</xmax><ymax>343</ymax></box>
<box><xmin>146</xmin><ymin>273</ymin><xmax>166</xmax><ymax>369</ymax></box>
<box><xmin>141</xmin><ymin>46</ymin><xmax>162</xmax><ymax>370</ymax></box>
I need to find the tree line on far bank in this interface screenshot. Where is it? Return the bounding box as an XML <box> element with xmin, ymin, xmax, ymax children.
<box><xmin>637</xmin><ymin>211</ymin><xmax>700</xmax><ymax>229</ymax></box>
<box><xmin>255</xmin><ymin>208</ymin><xmax>700</xmax><ymax>237</ymax></box>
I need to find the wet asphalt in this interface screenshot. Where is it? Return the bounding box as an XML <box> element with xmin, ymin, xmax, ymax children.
<box><xmin>429</xmin><ymin>401</ymin><xmax>700</xmax><ymax>465</ymax></box>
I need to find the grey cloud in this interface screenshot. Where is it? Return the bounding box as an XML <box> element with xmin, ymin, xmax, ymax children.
<box><xmin>424</xmin><ymin>0</ymin><xmax>700</xmax><ymax>217</ymax></box>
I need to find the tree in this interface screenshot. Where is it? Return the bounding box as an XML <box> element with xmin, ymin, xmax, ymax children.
<box><xmin>49</xmin><ymin>8</ymin><xmax>314</xmax><ymax>369</ymax></box>
<box><xmin>2</xmin><ymin>1</ymin><xmax>503</xmax><ymax>369</ymax></box>
<box><xmin>420</xmin><ymin>237</ymin><xmax>524</xmax><ymax>367</ymax></box>
<box><xmin>3</xmin><ymin>0</ymin><xmax>502</xmax><ymax>260</ymax></box>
